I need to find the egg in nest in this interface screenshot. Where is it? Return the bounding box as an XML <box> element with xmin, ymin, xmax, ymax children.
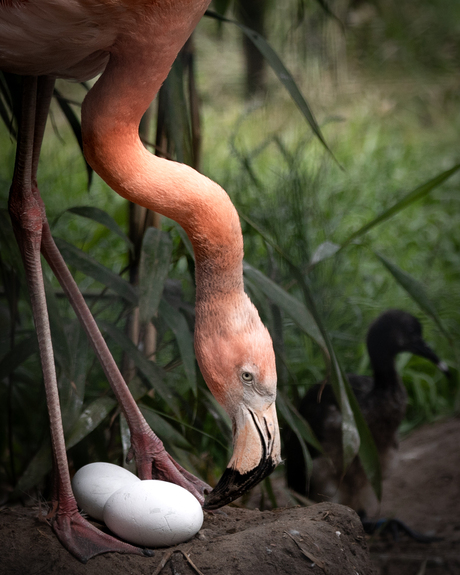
<box><xmin>72</xmin><ymin>462</ymin><xmax>204</xmax><ymax>547</ymax></box>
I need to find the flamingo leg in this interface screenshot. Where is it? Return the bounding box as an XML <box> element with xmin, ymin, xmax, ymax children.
<box><xmin>33</xmin><ymin>83</ymin><xmax>210</xmax><ymax>499</ymax></box>
<box><xmin>40</xmin><ymin>221</ymin><xmax>210</xmax><ymax>501</ymax></box>
<box><xmin>12</xmin><ymin>73</ymin><xmax>209</xmax><ymax>503</ymax></box>
<box><xmin>8</xmin><ymin>76</ymin><xmax>155</xmax><ymax>562</ymax></box>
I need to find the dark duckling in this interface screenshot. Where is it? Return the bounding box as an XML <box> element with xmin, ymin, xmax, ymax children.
<box><xmin>285</xmin><ymin>309</ymin><xmax>449</xmax><ymax>516</ymax></box>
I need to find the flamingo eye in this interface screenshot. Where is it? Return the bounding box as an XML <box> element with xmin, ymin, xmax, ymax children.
<box><xmin>241</xmin><ymin>372</ymin><xmax>254</xmax><ymax>384</ymax></box>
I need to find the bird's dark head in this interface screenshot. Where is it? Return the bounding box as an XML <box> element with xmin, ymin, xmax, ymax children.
<box><xmin>367</xmin><ymin>309</ymin><xmax>450</xmax><ymax>376</ymax></box>
<box><xmin>194</xmin><ymin>293</ymin><xmax>281</xmax><ymax>510</ymax></box>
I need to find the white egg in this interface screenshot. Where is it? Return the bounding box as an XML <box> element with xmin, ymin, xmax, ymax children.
<box><xmin>103</xmin><ymin>480</ymin><xmax>204</xmax><ymax>547</ymax></box>
<box><xmin>72</xmin><ymin>462</ymin><xmax>140</xmax><ymax>521</ymax></box>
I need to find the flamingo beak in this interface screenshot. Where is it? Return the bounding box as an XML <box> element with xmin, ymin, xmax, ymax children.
<box><xmin>204</xmin><ymin>401</ymin><xmax>281</xmax><ymax>510</ymax></box>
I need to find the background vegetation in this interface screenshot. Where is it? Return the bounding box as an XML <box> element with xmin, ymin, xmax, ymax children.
<box><xmin>0</xmin><ymin>0</ymin><xmax>459</xmax><ymax>507</ymax></box>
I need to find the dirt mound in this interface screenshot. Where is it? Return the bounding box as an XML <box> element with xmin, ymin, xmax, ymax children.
<box><xmin>235</xmin><ymin>417</ymin><xmax>460</xmax><ymax>574</ymax></box>
<box><xmin>0</xmin><ymin>502</ymin><xmax>375</xmax><ymax>575</ymax></box>
<box><xmin>2</xmin><ymin>417</ymin><xmax>458</xmax><ymax>575</ymax></box>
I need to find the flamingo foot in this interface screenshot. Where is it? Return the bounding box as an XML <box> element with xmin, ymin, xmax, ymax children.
<box><xmin>129</xmin><ymin>430</ymin><xmax>211</xmax><ymax>505</ymax></box>
<box><xmin>165</xmin><ymin>452</ymin><xmax>212</xmax><ymax>499</ymax></box>
<box><xmin>50</xmin><ymin>504</ymin><xmax>154</xmax><ymax>563</ymax></box>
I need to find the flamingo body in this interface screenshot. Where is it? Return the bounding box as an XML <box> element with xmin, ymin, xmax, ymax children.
<box><xmin>1</xmin><ymin>0</ymin><xmax>281</xmax><ymax>560</ymax></box>
<box><xmin>0</xmin><ymin>0</ymin><xmax>114</xmax><ymax>79</ymax></box>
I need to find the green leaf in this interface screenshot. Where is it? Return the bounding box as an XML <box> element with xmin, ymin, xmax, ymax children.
<box><xmin>208</xmin><ymin>0</ymin><xmax>231</xmax><ymax>17</ymax></box>
<box><xmin>54</xmin><ymin>236</ymin><xmax>138</xmax><ymax>305</ymax></box>
<box><xmin>279</xmin><ymin>393</ymin><xmax>323</xmax><ymax>452</ymax></box>
<box><xmin>128</xmin><ymin>375</ymin><xmax>150</xmax><ymax>401</ymax></box>
<box><xmin>53</xmin><ymin>88</ymin><xmax>92</xmax><ymax>187</ymax></box>
<box><xmin>98</xmin><ymin>319</ymin><xmax>180</xmax><ymax>416</ymax></box>
<box><xmin>276</xmin><ymin>393</ymin><xmax>318</xmax><ymax>486</ymax></box>
<box><xmin>160</xmin><ymin>59</ymin><xmax>191</xmax><ymax>165</ymax></box>
<box><xmin>16</xmin><ymin>396</ymin><xmax>117</xmax><ymax>492</ymax></box>
<box><xmin>158</xmin><ymin>298</ymin><xmax>196</xmax><ymax>396</ymax></box>
<box><xmin>139</xmin><ymin>227</ymin><xmax>172</xmax><ymax>325</ymax></box>
<box><xmin>329</xmin><ymin>355</ymin><xmax>360</xmax><ymax>471</ymax></box>
<box><xmin>285</xmin><ymin>263</ymin><xmax>362</xmax><ymax>472</ymax></box>
<box><xmin>0</xmin><ymin>72</ymin><xmax>19</xmax><ymax>138</ymax></box>
<box><xmin>141</xmin><ymin>396</ymin><xmax>229</xmax><ymax>450</ymax></box>
<box><xmin>243</xmin><ymin>262</ymin><xmax>326</xmax><ymax>351</ymax></box>
<box><xmin>341</xmin><ymin>163</ymin><xmax>460</xmax><ymax>249</ymax></box>
<box><xmin>244</xmin><ymin>260</ymin><xmax>362</xmax><ymax>469</ymax></box>
<box><xmin>0</xmin><ymin>94</ymin><xmax>13</xmax><ymax>138</ymax></box>
<box><xmin>172</xmin><ymin>220</ymin><xmax>195</xmax><ymax>260</ymax></box>
<box><xmin>43</xmin><ymin>273</ymin><xmax>73</xmax><ymax>372</ymax></box>
<box><xmin>119</xmin><ymin>413</ymin><xmax>137</xmax><ymax>473</ymax></box>
<box><xmin>290</xmin><ymin>262</ymin><xmax>379</xmax><ymax>489</ymax></box>
<box><xmin>344</xmin><ymin>376</ymin><xmax>382</xmax><ymax>500</ymax></box>
<box><xmin>311</xmin><ymin>0</ymin><xmax>344</xmax><ymax>27</ymax></box>
<box><xmin>57</xmin><ymin>323</ymin><xmax>89</xmax><ymax>434</ymax></box>
<box><xmin>0</xmin><ymin>210</ymin><xmax>23</xmax><ymax>271</ymax></box>
<box><xmin>65</xmin><ymin>396</ymin><xmax>117</xmax><ymax>450</ymax></box>
<box><xmin>238</xmin><ymin>211</ymin><xmax>294</xmax><ymax>266</ymax></box>
<box><xmin>309</xmin><ymin>241</ymin><xmax>340</xmax><ymax>267</ymax></box>
<box><xmin>205</xmin><ymin>10</ymin><xmax>336</xmax><ymax>162</ymax></box>
<box><xmin>307</xmin><ymin>163</ymin><xmax>460</xmax><ymax>270</ymax></box>
<box><xmin>15</xmin><ymin>439</ymin><xmax>52</xmax><ymax>493</ymax></box>
<box><xmin>140</xmin><ymin>405</ymin><xmax>192</xmax><ymax>450</ymax></box>
<box><xmin>202</xmin><ymin>390</ymin><xmax>232</xmax><ymax>437</ymax></box>
<box><xmin>67</xmin><ymin>206</ymin><xmax>133</xmax><ymax>253</ymax></box>
<box><xmin>0</xmin><ymin>335</ymin><xmax>37</xmax><ymax>380</ymax></box>
<box><xmin>375</xmin><ymin>252</ymin><xmax>451</xmax><ymax>341</ymax></box>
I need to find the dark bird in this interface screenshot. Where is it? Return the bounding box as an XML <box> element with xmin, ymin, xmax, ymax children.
<box><xmin>285</xmin><ymin>309</ymin><xmax>449</xmax><ymax>517</ymax></box>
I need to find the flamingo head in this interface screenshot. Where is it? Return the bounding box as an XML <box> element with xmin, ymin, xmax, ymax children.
<box><xmin>195</xmin><ymin>294</ymin><xmax>281</xmax><ymax>509</ymax></box>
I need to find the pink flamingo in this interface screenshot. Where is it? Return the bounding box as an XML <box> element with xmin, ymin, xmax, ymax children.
<box><xmin>0</xmin><ymin>0</ymin><xmax>281</xmax><ymax>562</ymax></box>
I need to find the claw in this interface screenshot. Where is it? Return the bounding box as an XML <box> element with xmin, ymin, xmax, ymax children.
<box><xmin>51</xmin><ymin>506</ymin><xmax>152</xmax><ymax>563</ymax></box>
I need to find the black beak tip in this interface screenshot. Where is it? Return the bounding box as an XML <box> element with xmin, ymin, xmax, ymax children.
<box><xmin>203</xmin><ymin>496</ymin><xmax>222</xmax><ymax>511</ymax></box>
<box><xmin>203</xmin><ymin>467</ymin><xmax>248</xmax><ymax>511</ymax></box>
<box><xmin>203</xmin><ymin>457</ymin><xmax>277</xmax><ymax>510</ymax></box>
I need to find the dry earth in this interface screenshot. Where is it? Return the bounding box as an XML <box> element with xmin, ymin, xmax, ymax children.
<box><xmin>0</xmin><ymin>417</ymin><xmax>458</xmax><ymax>575</ymax></box>
<box><xmin>371</xmin><ymin>416</ymin><xmax>460</xmax><ymax>575</ymax></box>
<box><xmin>0</xmin><ymin>502</ymin><xmax>374</xmax><ymax>575</ymax></box>
<box><xmin>244</xmin><ymin>417</ymin><xmax>460</xmax><ymax>575</ymax></box>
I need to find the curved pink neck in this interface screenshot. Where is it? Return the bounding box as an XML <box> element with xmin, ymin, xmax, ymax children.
<box><xmin>82</xmin><ymin>3</ymin><xmax>244</xmax><ymax>301</ymax></box>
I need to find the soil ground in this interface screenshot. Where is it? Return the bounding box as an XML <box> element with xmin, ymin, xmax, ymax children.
<box><xmin>0</xmin><ymin>417</ymin><xmax>458</xmax><ymax>575</ymax></box>
<box><xmin>245</xmin><ymin>417</ymin><xmax>460</xmax><ymax>575</ymax></box>
<box><xmin>370</xmin><ymin>416</ymin><xmax>460</xmax><ymax>575</ymax></box>
<box><xmin>0</xmin><ymin>502</ymin><xmax>375</xmax><ymax>575</ymax></box>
